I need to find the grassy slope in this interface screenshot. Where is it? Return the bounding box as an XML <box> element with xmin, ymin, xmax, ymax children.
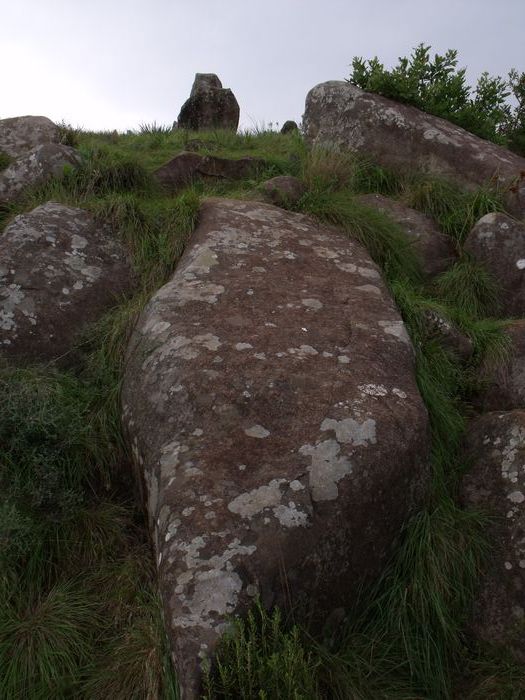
<box><xmin>1</xmin><ymin>124</ymin><xmax>523</xmax><ymax>698</ymax></box>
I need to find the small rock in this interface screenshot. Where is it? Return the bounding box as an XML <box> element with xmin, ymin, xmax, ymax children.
<box><xmin>356</xmin><ymin>194</ymin><xmax>456</xmax><ymax>278</ymax></box>
<box><xmin>423</xmin><ymin>309</ymin><xmax>473</xmax><ymax>361</ymax></box>
<box><xmin>281</xmin><ymin>120</ymin><xmax>299</xmax><ymax>134</ymax></box>
<box><xmin>464</xmin><ymin>213</ymin><xmax>525</xmax><ymax>317</ymax></box>
<box><xmin>154</xmin><ymin>152</ymin><xmax>266</xmax><ymax>193</ymax></box>
<box><xmin>260</xmin><ymin>176</ymin><xmax>306</xmax><ymax>208</ymax></box>
<box><xmin>177</xmin><ymin>73</ymin><xmax>240</xmax><ymax>132</ymax></box>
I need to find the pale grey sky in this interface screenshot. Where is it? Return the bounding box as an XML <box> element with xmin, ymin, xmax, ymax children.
<box><xmin>2</xmin><ymin>0</ymin><xmax>524</xmax><ymax>132</ymax></box>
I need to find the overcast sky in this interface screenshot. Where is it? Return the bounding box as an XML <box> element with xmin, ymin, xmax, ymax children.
<box><xmin>3</xmin><ymin>1</ymin><xmax>524</xmax><ymax>132</ymax></box>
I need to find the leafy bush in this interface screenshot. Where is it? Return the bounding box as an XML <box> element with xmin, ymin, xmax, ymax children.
<box><xmin>349</xmin><ymin>44</ymin><xmax>525</xmax><ymax>150</ymax></box>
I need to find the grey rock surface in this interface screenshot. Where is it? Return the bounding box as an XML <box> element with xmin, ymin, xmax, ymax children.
<box><xmin>303</xmin><ymin>82</ymin><xmax>525</xmax><ymax>218</ymax></box>
<box><xmin>0</xmin><ymin>115</ymin><xmax>59</xmax><ymax>159</ymax></box>
<box><xmin>462</xmin><ymin>410</ymin><xmax>525</xmax><ymax>661</ymax></box>
<box><xmin>464</xmin><ymin>213</ymin><xmax>525</xmax><ymax>317</ymax></box>
<box><xmin>0</xmin><ymin>143</ymin><xmax>81</xmax><ymax>204</ymax></box>
<box><xmin>122</xmin><ymin>198</ymin><xmax>430</xmax><ymax>697</ymax></box>
<box><xmin>0</xmin><ymin>201</ymin><xmax>135</xmax><ymax>363</ymax></box>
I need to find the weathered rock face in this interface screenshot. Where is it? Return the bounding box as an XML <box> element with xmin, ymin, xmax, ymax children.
<box><xmin>177</xmin><ymin>73</ymin><xmax>240</xmax><ymax>132</ymax></box>
<box><xmin>0</xmin><ymin>115</ymin><xmax>59</xmax><ymax>159</ymax></box>
<box><xmin>259</xmin><ymin>175</ymin><xmax>306</xmax><ymax>208</ymax></box>
<box><xmin>122</xmin><ymin>198</ymin><xmax>430</xmax><ymax>697</ymax></box>
<box><xmin>462</xmin><ymin>411</ymin><xmax>525</xmax><ymax>660</ymax></box>
<box><xmin>303</xmin><ymin>82</ymin><xmax>525</xmax><ymax>218</ymax></box>
<box><xmin>0</xmin><ymin>144</ymin><xmax>81</xmax><ymax>204</ymax></box>
<box><xmin>423</xmin><ymin>309</ymin><xmax>473</xmax><ymax>362</ymax></box>
<box><xmin>0</xmin><ymin>202</ymin><xmax>135</xmax><ymax>363</ymax></box>
<box><xmin>355</xmin><ymin>193</ymin><xmax>456</xmax><ymax>278</ymax></box>
<box><xmin>464</xmin><ymin>213</ymin><xmax>525</xmax><ymax>317</ymax></box>
<box><xmin>478</xmin><ymin>320</ymin><xmax>525</xmax><ymax>411</ymax></box>
<box><xmin>154</xmin><ymin>151</ymin><xmax>266</xmax><ymax>193</ymax></box>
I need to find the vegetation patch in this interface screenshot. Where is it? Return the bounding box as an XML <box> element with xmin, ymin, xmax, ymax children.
<box><xmin>1</xmin><ymin>120</ymin><xmax>523</xmax><ymax>697</ymax></box>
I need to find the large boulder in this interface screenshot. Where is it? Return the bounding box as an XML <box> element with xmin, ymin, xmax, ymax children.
<box><xmin>462</xmin><ymin>411</ymin><xmax>525</xmax><ymax>661</ymax></box>
<box><xmin>154</xmin><ymin>151</ymin><xmax>266</xmax><ymax>193</ymax></box>
<box><xmin>303</xmin><ymin>82</ymin><xmax>525</xmax><ymax>218</ymax></box>
<box><xmin>355</xmin><ymin>193</ymin><xmax>456</xmax><ymax>278</ymax></box>
<box><xmin>464</xmin><ymin>213</ymin><xmax>525</xmax><ymax>317</ymax></box>
<box><xmin>122</xmin><ymin>198</ymin><xmax>430</xmax><ymax>697</ymax></box>
<box><xmin>477</xmin><ymin>320</ymin><xmax>525</xmax><ymax>411</ymax></box>
<box><xmin>177</xmin><ymin>73</ymin><xmax>240</xmax><ymax>132</ymax></box>
<box><xmin>0</xmin><ymin>143</ymin><xmax>81</xmax><ymax>204</ymax></box>
<box><xmin>0</xmin><ymin>115</ymin><xmax>59</xmax><ymax>159</ymax></box>
<box><xmin>0</xmin><ymin>202</ymin><xmax>135</xmax><ymax>363</ymax></box>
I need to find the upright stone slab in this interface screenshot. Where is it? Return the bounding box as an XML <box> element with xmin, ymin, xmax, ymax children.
<box><xmin>0</xmin><ymin>202</ymin><xmax>135</xmax><ymax>363</ymax></box>
<box><xmin>177</xmin><ymin>73</ymin><xmax>240</xmax><ymax>131</ymax></box>
<box><xmin>122</xmin><ymin>199</ymin><xmax>430</xmax><ymax>697</ymax></box>
<box><xmin>303</xmin><ymin>82</ymin><xmax>525</xmax><ymax>218</ymax></box>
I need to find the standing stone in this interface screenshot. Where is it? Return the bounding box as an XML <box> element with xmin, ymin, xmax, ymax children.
<box><xmin>0</xmin><ymin>115</ymin><xmax>59</xmax><ymax>159</ymax></box>
<box><xmin>355</xmin><ymin>194</ymin><xmax>456</xmax><ymax>278</ymax></box>
<box><xmin>281</xmin><ymin>120</ymin><xmax>299</xmax><ymax>134</ymax></box>
<box><xmin>462</xmin><ymin>411</ymin><xmax>525</xmax><ymax>661</ymax></box>
<box><xmin>122</xmin><ymin>198</ymin><xmax>430</xmax><ymax>697</ymax></box>
<box><xmin>464</xmin><ymin>213</ymin><xmax>525</xmax><ymax>317</ymax></box>
<box><xmin>303</xmin><ymin>82</ymin><xmax>525</xmax><ymax>219</ymax></box>
<box><xmin>177</xmin><ymin>73</ymin><xmax>240</xmax><ymax>132</ymax></box>
<box><xmin>0</xmin><ymin>202</ymin><xmax>135</xmax><ymax>363</ymax></box>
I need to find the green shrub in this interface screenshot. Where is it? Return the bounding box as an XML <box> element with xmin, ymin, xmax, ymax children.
<box><xmin>349</xmin><ymin>44</ymin><xmax>524</xmax><ymax>150</ymax></box>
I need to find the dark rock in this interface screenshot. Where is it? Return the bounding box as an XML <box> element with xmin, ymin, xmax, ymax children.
<box><xmin>259</xmin><ymin>175</ymin><xmax>306</xmax><ymax>208</ymax></box>
<box><xmin>122</xmin><ymin>198</ymin><xmax>430</xmax><ymax>697</ymax></box>
<box><xmin>177</xmin><ymin>73</ymin><xmax>240</xmax><ymax>132</ymax></box>
<box><xmin>462</xmin><ymin>411</ymin><xmax>525</xmax><ymax>661</ymax></box>
<box><xmin>0</xmin><ymin>115</ymin><xmax>59</xmax><ymax>159</ymax></box>
<box><xmin>303</xmin><ymin>82</ymin><xmax>525</xmax><ymax>219</ymax></box>
<box><xmin>464</xmin><ymin>213</ymin><xmax>525</xmax><ymax>317</ymax></box>
<box><xmin>154</xmin><ymin>152</ymin><xmax>266</xmax><ymax>192</ymax></box>
<box><xmin>0</xmin><ymin>202</ymin><xmax>135</xmax><ymax>363</ymax></box>
<box><xmin>0</xmin><ymin>143</ymin><xmax>81</xmax><ymax>204</ymax></box>
<box><xmin>281</xmin><ymin>120</ymin><xmax>299</xmax><ymax>134</ymax></box>
<box><xmin>423</xmin><ymin>309</ymin><xmax>473</xmax><ymax>361</ymax></box>
<box><xmin>478</xmin><ymin>320</ymin><xmax>525</xmax><ymax>411</ymax></box>
<box><xmin>355</xmin><ymin>193</ymin><xmax>456</xmax><ymax>278</ymax></box>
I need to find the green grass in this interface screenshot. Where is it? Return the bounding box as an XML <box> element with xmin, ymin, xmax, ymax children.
<box><xmin>2</xmin><ymin>123</ymin><xmax>522</xmax><ymax>698</ymax></box>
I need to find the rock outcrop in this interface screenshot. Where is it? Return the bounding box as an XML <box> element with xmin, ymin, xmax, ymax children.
<box><xmin>122</xmin><ymin>198</ymin><xmax>430</xmax><ymax>697</ymax></box>
<box><xmin>464</xmin><ymin>213</ymin><xmax>525</xmax><ymax>317</ymax></box>
<box><xmin>356</xmin><ymin>193</ymin><xmax>456</xmax><ymax>278</ymax></box>
<box><xmin>177</xmin><ymin>73</ymin><xmax>240</xmax><ymax>132</ymax></box>
<box><xmin>0</xmin><ymin>202</ymin><xmax>134</xmax><ymax>363</ymax></box>
<box><xmin>462</xmin><ymin>411</ymin><xmax>525</xmax><ymax>661</ymax></box>
<box><xmin>0</xmin><ymin>115</ymin><xmax>59</xmax><ymax>159</ymax></box>
<box><xmin>154</xmin><ymin>151</ymin><xmax>266</xmax><ymax>193</ymax></box>
<box><xmin>303</xmin><ymin>82</ymin><xmax>525</xmax><ymax>218</ymax></box>
<box><xmin>0</xmin><ymin>143</ymin><xmax>81</xmax><ymax>204</ymax></box>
